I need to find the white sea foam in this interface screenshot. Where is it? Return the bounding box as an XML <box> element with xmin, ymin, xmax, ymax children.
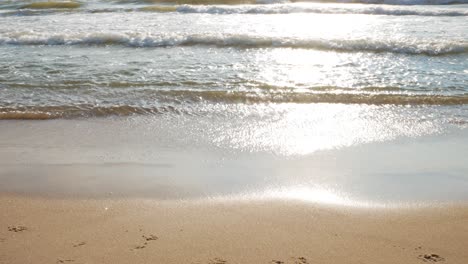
<box><xmin>0</xmin><ymin>32</ymin><xmax>466</xmax><ymax>55</ymax></box>
<box><xmin>4</xmin><ymin>4</ymin><xmax>466</xmax><ymax>16</ymax></box>
<box><xmin>258</xmin><ymin>0</ymin><xmax>468</xmax><ymax>4</ymax></box>
<box><xmin>111</xmin><ymin>0</ymin><xmax>468</xmax><ymax>5</ymax></box>
<box><xmin>173</xmin><ymin>4</ymin><xmax>468</xmax><ymax>16</ymax></box>
<box><xmin>348</xmin><ymin>0</ymin><xmax>468</xmax><ymax>4</ymax></box>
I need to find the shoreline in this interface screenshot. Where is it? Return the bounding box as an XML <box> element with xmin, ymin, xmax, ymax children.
<box><xmin>1</xmin><ymin>195</ymin><xmax>468</xmax><ymax>264</ymax></box>
<box><xmin>1</xmin><ymin>117</ymin><xmax>468</xmax><ymax>204</ymax></box>
<box><xmin>1</xmin><ymin>118</ymin><xmax>467</xmax><ymax>263</ymax></box>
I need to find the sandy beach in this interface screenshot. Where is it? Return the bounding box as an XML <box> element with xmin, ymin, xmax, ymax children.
<box><xmin>1</xmin><ymin>117</ymin><xmax>468</xmax><ymax>263</ymax></box>
<box><xmin>2</xmin><ymin>0</ymin><xmax>468</xmax><ymax>262</ymax></box>
<box><xmin>1</xmin><ymin>195</ymin><xmax>467</xmax><ymax>264</ymax></box>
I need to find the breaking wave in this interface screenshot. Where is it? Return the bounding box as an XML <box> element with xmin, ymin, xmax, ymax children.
<box><xmin>1</xmin><ymin>33</ymin><xmax>466</xmax><ymax>55</ymax></box>
<box><xmin>0</xmin><ymin>105</ymin><xmax>179</xmax><ymax>120</ymax></box>
<box><xmin>19</xmin><ymin>1</ymin><xmax>82</xmax><ymax>9</ymax></box>
<box><xmin>4</xmin><ymin>4</ymin><xmax>467</xmax><ymax>16</ymax></box>
<box><xmin>333</xmin><ymin>0</ymin><xmax>468</xmax><ymax>4</ymax></box>
<box><xmin>1</xmin><ymin>91</ymin><xmax>467</xmax><ymax>119</ymax></box>
<box><xmin>166</xmin><ymin>4</ymin><xmax>468</xmax><ymax>16</ymax></box>
<box><xmin>108</xmin><ymin>0</ymin><xmax>468</xmax><ymax>5</ymax></box>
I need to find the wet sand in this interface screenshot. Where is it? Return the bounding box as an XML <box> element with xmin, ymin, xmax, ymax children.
<box><xmin>1</xmin><ymin>118</ymin><xmax>468</xmax><ymax>202</ymax></box>
<box><xmin>1</xmin><ymin>118</ymin><xmax>468</xmax><ymax>263</ymax></box>
<box><xmin>1</xmin><ymin>195</ymin><xmax>468</xmax><ymax>264</ymax></box>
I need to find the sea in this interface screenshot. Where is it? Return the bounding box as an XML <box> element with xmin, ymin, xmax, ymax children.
<box><xmin>0</xmin><ymin>0</ymin><xmax>467</xmax><ymax>205</ymax></box>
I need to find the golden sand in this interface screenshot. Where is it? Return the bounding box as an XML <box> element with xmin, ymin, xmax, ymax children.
<box><xmin>1</xmin><ymin>196</ymin><xmax>467</xmax><ymax>264</ymax></box>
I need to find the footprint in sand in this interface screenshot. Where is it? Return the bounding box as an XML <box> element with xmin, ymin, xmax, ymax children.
<box><xmin>133</xmin><ymin>245</ymin><xmax>146</xmax><ymax>250</ymax></box>
<box><xmin>56</xmin><ymin>259</ymin><xmax>74</xmax><ymax>263</ymax></box>
<box><xmin>8</xmin><ymin>226</ymin><xmax>27</xmax><ymax>232</ymax></box>
<box><xmin>73</xmin><ymin>242</ymin><xmax>86</xmax><ymax>247</ymax></box>
<box><xmin>142</xmin><ymin>234</ymin><xmax>158</xmax><ymax>241</ymax></box>
<box><xmin>271</xmin><ymin>257</ymin><xmax>308</xmax><ymax>264</ymax></box>
<box><xmin>418</xmin><ymin>254</ymin><xmax>445</xmax><ymax>262</ymax></box>
<box><xmin>208</xmin><ymin>258</ymin><xmax>227</xmax><ymax>264</ymax></box>
<box><xmin>294</xmin><ymin>257</ymin><xmax>309</xmax><ymax>264</ymax></box>
<box><xmin>132</xmin><ymin>234</ymin><xmax>158</xmax><ymax>250</ymax></box>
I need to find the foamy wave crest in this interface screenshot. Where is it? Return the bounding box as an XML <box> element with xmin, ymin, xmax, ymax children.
<box><xmin>1</xmin><ymin>92</ymin><xmax>468</xmax><ymax>119</ymax></box>
<box><xmin>105</xmin><ymin>0</ymin><xmax>468</xmax><ymax>5</ymax></box>
<box><xmin>345</xmin><ymin>0</ymin><xmax>467</xmax><ymax>5</ymax></box>
<box><xmin>0</xmin><ymin>105</ymin><xmax>183</xmax><ymax>120</ymax></box>
<box><xmin>4</xmin><ymin>5</ymin><xmax>466</xmax><ymax>16</ymax></box>
<box><xmin>172</xmin><ymin>4</ymin><xmax>468</xmax><ymax>16</ymax></box>
<box><xmin>1</xmin><ymin>33</ymin><xmax>467</xmax><ymax>55</ymax></box>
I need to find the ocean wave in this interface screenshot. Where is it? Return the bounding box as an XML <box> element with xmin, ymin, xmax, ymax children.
<box><xmin>337</xmin><ymin>0</ymin><xmax>468</xmax><ymax>5</ymax></box>
<box><xmin>1</xmin><ymin>92</ymin><xmax>467</xmax><ymax>119</ymax></box>
<box><xmin>19</xmin><ymin>1</ymin><xmax>82</xmax><ymax>9</ymax></box>
<box><xmin>3</xmin><ymin>0</ymin><xmax>468</xmax><ymax>8</ymax></box>
<box><xmin>1</xmin><ymin>33</ymin><xmax>466</xmax><ymax>55</ymax></box>
<box><xmin>113</xmin><ymin>0</ymin><xmax>264</xmax><ymax>4</ymax></box>
<box><xmin>4</xmin><ymin>4</ymin><xmax>466</xmax><ymax>17</ymax></box>
<box><xmin>155</xmin><ymin>90</ymin><xmax>468</xmax><ymax>105</ymax></box>
<box><xmin>0</xmin><ymin>105</ymin><xmax>178</xmax><ymax>120</ymax></box>
<box><xmin>170</xmin><ymin>4</ymin><xmax>468</xmax><ymax>16</ymax></box>
<box><xmin>0</xmin><ymin>111</ymin><xmax>57</xmax><ymax>120</ymax></box>
<box><xmin>112</xmin><ymin>0</ymin><xmax>468</xmax><ymax>5</ymax></box>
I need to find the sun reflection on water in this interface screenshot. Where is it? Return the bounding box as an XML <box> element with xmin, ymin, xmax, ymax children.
<box><xmin>263</xmin><ymin>186</ymin><xmax>350</xmax><ymax>205</ymax></box>
<box><xmin>205</xmin><ymin>185</ymin><xmax>379</xmax><ymax>207</ymax></box>
<box><xmin>210</xmin><ymin>103</ymin><xmax>440</xmax><ymax>156</ymax></box>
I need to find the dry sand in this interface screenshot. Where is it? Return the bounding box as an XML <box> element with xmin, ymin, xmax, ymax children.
<box><xmin>1</xmin><ymin>195</ymin><xmax>467</xmax><ymax>264</ymax></box>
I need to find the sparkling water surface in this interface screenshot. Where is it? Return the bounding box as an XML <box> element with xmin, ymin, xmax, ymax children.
<box><xmin>0</xmin><ymin>0</ymin><xmax>467</xmax><ymax>204</ymax></box>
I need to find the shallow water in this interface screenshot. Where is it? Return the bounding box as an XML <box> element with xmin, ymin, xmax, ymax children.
<box><xmin>0</xmin><ymin>116</ymin><xmax>467</xmax><ymax>206</ymax></box>
<box><xmin>1</xmin><ymin>2</ymin><xmax>467</xmax><ymax>120</ymax></box>
<box><xmin>0</xmin><ymin>0</ymin><xmax>467</xmax><ymax>204</ymax></box>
